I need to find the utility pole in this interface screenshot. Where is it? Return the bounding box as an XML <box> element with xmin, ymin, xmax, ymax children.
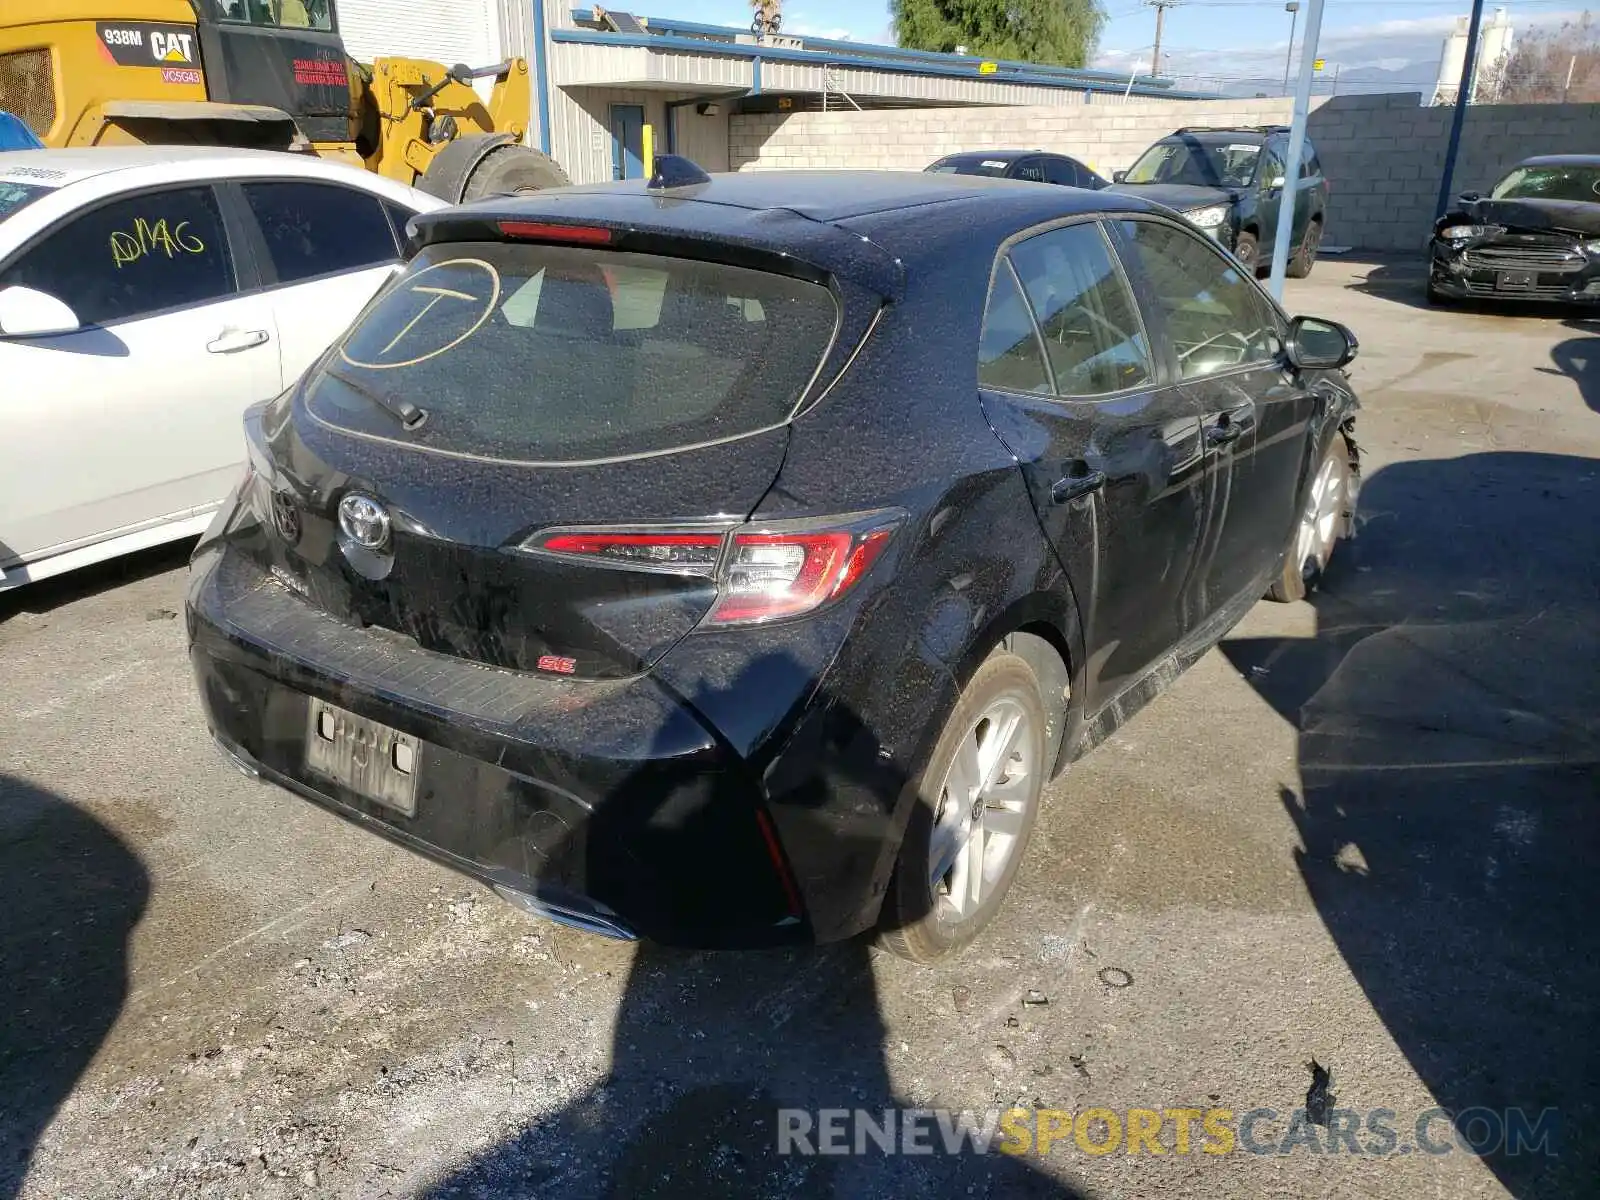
<box><xmin>1282</xmin><ymin>2</ymin><xmax>1300</xmax><ymax>93</ymax></box>
<box><xmin>1149</xmin><ymin>0</ymin><xmax>1178</xmax><ymax>78</ymax></box>
<box><xmin>1434</xmin><ymin>0</ymin><xmax>1486</xmax><ymax>220</ymax></box>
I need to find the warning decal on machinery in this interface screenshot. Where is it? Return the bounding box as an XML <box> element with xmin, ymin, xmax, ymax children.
<box><xmin>96</xmin><ymin>22</ymin><xmax>200</xmax><ymax>68</ymax></box>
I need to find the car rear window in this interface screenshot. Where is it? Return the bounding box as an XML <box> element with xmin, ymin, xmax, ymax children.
<box><xmin>928</xmin><ymin>158</ymin><xmax>1011</xmax><ymax>177</ymax></box>
<box><xmin>307</xmin><ymin>241</ymin><xmax>839</xmax><ymax>463</ymax></box>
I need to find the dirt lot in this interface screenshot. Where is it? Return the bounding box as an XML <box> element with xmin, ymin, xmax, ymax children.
<box><xmin>2</xmin><ymin>255</ymin><xmax>1597</xmax><ymax>1200</ymax></box>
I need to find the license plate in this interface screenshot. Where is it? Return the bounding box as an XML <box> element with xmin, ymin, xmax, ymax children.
<box><xmin>304</xmin><ymin>699</ymin><xmax>420</xmax><ymax>816</ymax></box>
<box><xmin>1496</xmin><ymin>270</ymin><xmax>1537</xmax><ymax>291</ymax></box>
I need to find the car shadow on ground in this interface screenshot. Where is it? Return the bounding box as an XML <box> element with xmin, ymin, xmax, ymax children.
<box><xmin>1546</xmin><ymin>321</ymin><xmax>1600</xmax><ymax>415</ymax></box>
<box><xmin>0</xmin><ymin>538</ymin><xmax>195</xmax><ymax>625</ymax></box>
<box><xmin>1340</xmin><ymin>256</ymin><xmax>1438</xmax><ymax>313</ymax></box>
<box><xmin>0</xmin><ymin>775</ymin><xmax>149</xmax><ymax>1199</ymax></box>
<box><xmin>423</xmin><ymin>653</ymin><xmax>1082</xmax><ymax>1199</ymax></box>
<box><xmin>1222</xmin><ymin>451</ymin><xmax>1600</xmax><ymax>1196</ymax></box>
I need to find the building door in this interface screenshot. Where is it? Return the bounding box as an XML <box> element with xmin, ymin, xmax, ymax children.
<box><xmin>610</xmin><ymin>104</ymin><xmax>645</xmax><ymax>180</ymax></box>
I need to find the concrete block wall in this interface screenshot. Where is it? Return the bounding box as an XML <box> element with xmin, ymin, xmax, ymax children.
<box><xmin>728</xmin><ymin>94</ymin><xmax>1600</xmax><ymax>251</ymax></box>
<box><xmin>1306</xmin><ymin>95</ymin><xmax>1600</xmax><ymax>251</ymax></box>
<box><xmin>729</xmin><ymin>97</ymin><xmax>1303</xmax><ymax>182</ymax></box>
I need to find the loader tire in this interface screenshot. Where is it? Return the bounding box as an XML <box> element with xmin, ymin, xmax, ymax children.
<box><xmin>461</xmin><ymin>145</ymin><xmax>570</xmax><ymax>200</ymax></box>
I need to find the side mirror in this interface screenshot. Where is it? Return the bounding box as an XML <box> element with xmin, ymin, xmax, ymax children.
<box><xmin>1458</xmin><ymin>190</ymin><xmax>1481</xmax><ymax>203</ymax></box>
<box><xmin>1112</xmin><ymin>170</ymin><xmax>1127</xmax><ymax>183</ymax></box>
<box><xmin>0</xmin><ymin>286</ymin><xmax>81</xmax><ymax>338</ymax></box>
<box><xmin>1286</xmin><ymin>315</ymin><xmax>1358</xmax><ymax>370</ymax></box>
<box><xmin>1267</xmin><ymin>174</ymin><xmax>1287</xmax><ymax>191</ymax></box>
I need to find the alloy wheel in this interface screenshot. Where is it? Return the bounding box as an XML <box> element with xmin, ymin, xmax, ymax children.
<box><xmin>926</xmin><ymin>695</ymin><xmax>1035</xmax><ymax>918</ymax></box>
<box><xmin>1294</xmin><ymin>453</ymin><xmax>1343</xmax><ymax>579</ymax></box>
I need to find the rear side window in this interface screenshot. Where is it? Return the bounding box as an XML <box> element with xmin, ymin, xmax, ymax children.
<box><xmin>978</xmin><ymin>263</ymin><xmax>1051</xmax><ymax>394</ymax></box>
<box><xmin>1042</xmin><ymin>158</ymin><xmax>1078</xmax><ymax>187</ymax></box>
<box><xmin>310</xmin><ymin>242</ymin><xmax>838</xmax><ymax>462</ymax></box>
<box><xmin>242</xmin><ymin>181</ymin><xmax>399</xmax><ymax>284</ymax></box>
<box><xmin>1007</xmin><ymin>224</ymin><xmax>1152</xmax><ymax>396</ymax></box>
<box><xmin>1012</xmin><ymin>159</ymin><xmax>1047</xmax><ymax>184</ymax></box>
<box><xmin>0</xmin><ymin>184</ymin><xmax>235</xmax><ymax>326</ymax></box>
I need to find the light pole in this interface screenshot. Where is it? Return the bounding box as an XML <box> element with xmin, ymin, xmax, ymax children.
<box><xmin>1282</xmin><ymin>2</ymin><xmax>1300</xmax><ymax>93</ymax></box>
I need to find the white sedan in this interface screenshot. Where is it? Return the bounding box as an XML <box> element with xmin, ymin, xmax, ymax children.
<box><xmin>0</xmin><ymin>146</ymin><xmax>446</xmax><ymax>592</ymax></box>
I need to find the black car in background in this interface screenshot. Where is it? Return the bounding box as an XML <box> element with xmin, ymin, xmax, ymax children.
<box><xmin>926</xmin><ymin>149</ymin><xmax>1108</xmax><ymax>189</ymax></box>
<box><xmin>1428</xmin><ymin>154</ymin><xmax>1600</xmax><ymax>305</ymax></box>
<box><xmin>1108</xmin><ymin>126</ymin><xmax>1329</xmax><ymax>277</ymax></box>
<box><xmin>188</xmin><ymin>166</ymin><xmax>1360</xmax><ymax>963</ymax></box>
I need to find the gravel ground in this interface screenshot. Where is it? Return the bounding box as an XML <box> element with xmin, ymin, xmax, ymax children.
<box><xmin>2</xmin><ymin>255</ymin><xmax>1597</xmax><ymax>1200</ymax></box>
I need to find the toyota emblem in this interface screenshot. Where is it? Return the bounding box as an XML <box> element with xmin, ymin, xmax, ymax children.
<box><xmin>338</xmin><ymin>493</ymin><xmax>391</xmax><ymax>551</ymax></box>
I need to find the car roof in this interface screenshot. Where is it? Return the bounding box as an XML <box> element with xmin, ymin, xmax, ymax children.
<box><xmin>534</xmin><ymin>170</ymin><xmax>1132</xmax><ymax>223</ymax></box>
<box><xmin>1515</xmin><ymin>154</ymin><xmax>1600</xmax><ymax>168</ymax></box>
<box><xmin>0</xmin><ymin>145</ymin><xmax>367</xmax><ymax>185</ymax></box>
<box><xmin>418</xmin><ymin>170</ymin><xmax>1167</xmax><ymax>301</ymax></box>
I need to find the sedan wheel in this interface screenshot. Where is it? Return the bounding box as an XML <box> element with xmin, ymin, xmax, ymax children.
<box><xmin>1269</xmin><ymin>436</ymin><xmax>1353</xmax><ymax>602</ymax></box>
<box><xmin>879</xmin><ymin>647</ymin><xmax>1047</xmax><ymax>963</ymax></box>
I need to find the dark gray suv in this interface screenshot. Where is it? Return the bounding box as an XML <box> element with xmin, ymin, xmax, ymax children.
<box><xmin>1108</xmin><ymin>126</ymin><xmax>1330</xmax><ymax>277</ymax></box>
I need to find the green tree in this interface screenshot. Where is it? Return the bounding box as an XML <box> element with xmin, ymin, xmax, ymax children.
<box><xmin>891</xmin><ymin>0</ymin><xmax>1106</xmax><ymax>68</ymax></box>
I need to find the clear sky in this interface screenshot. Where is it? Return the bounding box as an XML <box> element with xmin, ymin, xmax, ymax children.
<box><xmin>652</xmin><ymin>1</ymin><xmax>1584</xmax><ymax>92</ymax></box>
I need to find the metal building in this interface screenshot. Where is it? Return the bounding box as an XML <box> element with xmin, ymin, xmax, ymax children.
<box><xmin>338</xmin><ymin>3</ymin><xmax>1208</xmax><ymax>184</ymax></box>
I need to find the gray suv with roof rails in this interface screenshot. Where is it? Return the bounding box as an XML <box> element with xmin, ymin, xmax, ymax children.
<box><xmin>1107</xmin><ymin>125</ymin><xmax>1330</xmax><ymax>277</ymax></box>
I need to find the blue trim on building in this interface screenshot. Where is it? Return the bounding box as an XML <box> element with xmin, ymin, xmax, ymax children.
<box><xmin>532</xmin><ymin>0</ymin><xmax>553</xmax><ymax>153</ymax></box>
<box><xmin>549</xmin><ymin>28</ymin><xmax>1214</xmax><ymax>98</ymax></box>
<box><xmin>567</xmin><ymin>10</ymin><xmax>1174</xmax><ymax>90</ymax></box>
<box><xmin>752</xmin><ymin>54</ymin><xmax>761</xmax><ymax>94</ymax></box>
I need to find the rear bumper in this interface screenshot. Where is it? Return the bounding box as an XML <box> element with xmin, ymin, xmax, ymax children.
<box><xmin>1429</xmin><ymin>240</ymin><xmax>1600</xmax><ymax>303</ymax></box>
<box><xmin>187</xmin><ymin>545</ymin><xmax>819</xmax><ymax>947</ymax></box>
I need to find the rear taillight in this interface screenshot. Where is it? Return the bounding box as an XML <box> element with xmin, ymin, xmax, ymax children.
<box><xmin>710</xmin><ymin>527</ymin><xmax>895</xmax><ymax>624</ymax></box>
<box><xmin>538</xmin><ymin>531</ymin><xmax>723</xmax><ymax>571</ymax></box>
<box><xmin>526</xmin><ymin>510</ymin><xmax>903</xmax><ymax>627</ymax></box>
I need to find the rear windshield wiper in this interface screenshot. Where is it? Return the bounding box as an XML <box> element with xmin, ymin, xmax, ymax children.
<box><xmin>324</xmin><ymin>365</ymin><xmax>429</xmax><ymax>431</ymax></box>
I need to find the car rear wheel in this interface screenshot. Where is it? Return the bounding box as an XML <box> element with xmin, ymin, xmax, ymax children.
<box><xmin>879</xmin><ymin>646</ymin><xmax>1047</xmax><ymax>964</ymax></box>
<box><xmin>1287</xmin><ymin>218</ymin><xmax>1322</xmax><ymax>279</ymax></box>
<box><xmin>1269</xmin><ymin>435</ymin><xmax>1353</xmax><ymax>602</ymax></box>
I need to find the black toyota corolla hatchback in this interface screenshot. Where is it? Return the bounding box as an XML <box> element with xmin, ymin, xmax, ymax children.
<box><xmin>189</xmin><ymin>163</ymin><xmax>1361</xmax><ymax>962</ymax></box>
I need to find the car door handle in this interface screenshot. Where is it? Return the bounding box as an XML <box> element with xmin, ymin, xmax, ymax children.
<box><xmin>1205</xmin><ymin>421</ymin><xmax>1244</xmax><ymax>447</ymax></box>
<box><xmin>207</xmin><ymin>328</ymin><xmax>270</xmax><ymax>354</ymax></box>
<box><xmin>1051</xmin><ymin>469</ymin><xmax>1106</xmax><ymax>504</ymax></box>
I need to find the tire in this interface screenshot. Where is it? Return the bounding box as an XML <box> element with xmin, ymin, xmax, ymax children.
<box><xmin>878</xmin><ymin>646</ymin><xmax>1048</xmax><ymax>964</ymax></box>
<box><xmin>1233</xmin><ymin>230</ymin><xmax>1260</xmax><ymax>275</ymax></box>
<box><xmin>1286</xmin><ymin>218</ymin><xmax>1321</xmax><ymax>279</ymax></box>
<box><xmin>460</xmin><ymin>144</ymin><xmax>570</xmax><ymax>201</ymax></box>
<box><xmin>1269</xmin><ymin>434</ymin><xmax>1354</xmax><ymax>602</ymax></box>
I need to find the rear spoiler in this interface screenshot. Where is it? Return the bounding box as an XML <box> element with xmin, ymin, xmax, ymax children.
<box><xmin>406</xmin><ymin>193</ymin><xmax>907</xmax><ymax>303</ymax></box>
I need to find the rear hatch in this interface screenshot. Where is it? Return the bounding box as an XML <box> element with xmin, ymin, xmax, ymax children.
<box><xmin>236</xmin><ymin>204</ymin><xmax>893</xmax><ymax>679</ymax></box>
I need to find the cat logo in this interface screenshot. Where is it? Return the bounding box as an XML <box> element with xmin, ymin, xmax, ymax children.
<box><xmin>96</xmin><ymin>22</ymin><xmax>197</xmax><ymax>68</ymax></box>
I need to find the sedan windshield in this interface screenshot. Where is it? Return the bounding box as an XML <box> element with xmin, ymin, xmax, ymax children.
<box><xmin>0</xmin><ymin>181</ymin><xmax>49</xmax><ymax>223</ymax></box>
<box><xmin>1124</xmin><ymin>140</ymin><xmax>1261</xmax><ymax>188</ymax></box>
<box><xmin>1491</xmin><ymin>164</ymin><xmax>1600</xmax><ymax>203</ymax></box>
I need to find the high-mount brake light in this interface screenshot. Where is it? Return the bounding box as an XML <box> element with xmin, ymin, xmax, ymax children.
<box><xmin>497</xmin><ymin>221</ymin><xmax>614</xmax><ymax>245</ymax></box>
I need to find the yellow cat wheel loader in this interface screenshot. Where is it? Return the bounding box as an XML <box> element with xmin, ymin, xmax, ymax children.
<box><xmin>0</xmin><ymin>0</ymin><xmax>571</xmax><ymax>202</ymax></box>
